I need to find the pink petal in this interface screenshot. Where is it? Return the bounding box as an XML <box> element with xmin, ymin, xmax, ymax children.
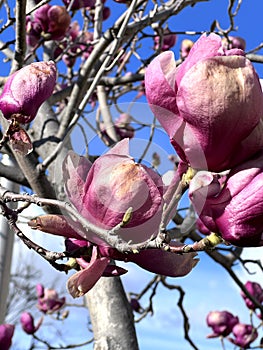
<box><xmin>67</xmin><ymin>256</ymin><xmax>110</xmax><ymax>298</ymax></box>
<box><xmin>128</xmin><ymin>242</ymin><xmax>198</xmax><ymax>277</ymax></box>
<box><xmin>62</xmin><ymin>151</ymin><xmax>92</xmax><ymax>212</ymax></box>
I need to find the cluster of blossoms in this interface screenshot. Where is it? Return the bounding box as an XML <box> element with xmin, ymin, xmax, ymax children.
<box><xmin>0</xmin><ymin>285</ymin><xmax>66</xmax><ymax>349</ymax></box>
<box><xmin>20</xmin><ymin>284</ymin><xmax>66</xmax><ymax>335</ymax></box>
<box><xmin>145</xmin><ymin>33</ymin><xmax>263</xmax><ymax>247</ymax></box>
<box><xmin>206</xmin><ymin>281</ymin><xmax>263</xmax><ymax>348</ymax></box>
<box><xmin>206</xmin><ymin>311</ymin><xmax>258</xmax><ymax>348</ymax></box>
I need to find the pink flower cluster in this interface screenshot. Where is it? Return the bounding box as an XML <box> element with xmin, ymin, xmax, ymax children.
<box><xmin>206</xmin><ymin>280</ymin><xmax>263</xmax><ymax>348</ymax></box>
<box><xmin>207</xmin><ymin>311</ymin><xmax>258</xmax><ymax>348</ymax></box>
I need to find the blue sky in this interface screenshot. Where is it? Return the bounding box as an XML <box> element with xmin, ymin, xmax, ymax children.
<box><xmin>1</xmin><ymin>0</ymin><xmax>263</xmax><ymax>349</ymax></box>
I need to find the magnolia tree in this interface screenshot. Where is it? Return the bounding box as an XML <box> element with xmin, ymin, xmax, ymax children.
<box><xmin>0</xmin><ymin>0</ymin><xmax>263</xmax><ymax>349</ymax></box>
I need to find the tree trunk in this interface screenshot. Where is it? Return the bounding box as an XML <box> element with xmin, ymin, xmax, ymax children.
<box><xmin>85</xmin><ymin>276</ymin><xmax>139</xmax><ymax>350</ymax></box>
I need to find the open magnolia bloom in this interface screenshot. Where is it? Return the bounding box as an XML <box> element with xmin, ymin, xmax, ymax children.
<box><xmin>145</xmin><ymin>33</ymin><xmax>263</xmax><ymax>172</ymax></box>
<box><xmin>62</xmin><ymin>139</ymin><xmax>164</xmax><ymax>246</ymax></box>
<box><xmin>189</xmin><ymin>151</ymin><xmax>263</xmax><ymax>247</ymax></box>
<box><xmin>29</xmin><ymin>139</ymin><xmax>198</xmax><ymax>297</ymax></box>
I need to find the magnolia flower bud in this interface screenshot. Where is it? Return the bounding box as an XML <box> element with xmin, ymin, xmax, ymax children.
<box><xmin>222</xmin><ymin>36</ymin><xmax>246</xmax><ymax>51</ymax></box>
<box><xmin>180</xmin><ymin>39</ymin><xmax>194</xmax><ymax>58</ymax></box>
<box><xmin>0</xmin><ymin>61</ymin><xmax>57</xmax><ymax>123</ymax></box>
<box><xmin>154</xmin><ymin>29</ymin><xmax>177</xmax><ymax>51</ymax></box>
<box><xmin>0</xmin><ymin>324</ymin><xmax>15</xmax><ymax>350</ymax></box>
<box><xmin>20</xmin><ymin>312</ymin><xmax>42</xmax><ymax>335</ymax></box>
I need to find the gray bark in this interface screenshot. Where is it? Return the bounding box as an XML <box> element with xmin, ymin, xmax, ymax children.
<box><xmin>86</xmin><ymin>276</ymin><xmax>139</xmax><ymax>350</ymax></box>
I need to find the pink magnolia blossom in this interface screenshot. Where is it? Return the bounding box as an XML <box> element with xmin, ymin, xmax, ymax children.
<box><xmin>20</xmin><ymin>312</ymin><xmax>42</xmax><ymax>335</ymax></box>
<box><xmin>62</xmin><ymin>139</ymin><xmax>164</xmax><ymax>245</ymax></box>
<box><xmin>241</xmin><ymin>281</ymin><xmax>263</xmax><ymax>311</ymax></box>
<box><xmin>222</xmin><ymin>36</ymin><xmax>246</xmax><ymax>51</ymax></box>
<box><xmin>228</xmin><ymin>323</ymin><xmax>258</xmax><ymax>348</ymax></box>
<box><xmin>36</xmin><ymin>285</ymin><xmax>66</xmax><ymax>314</ymax></box>
<box><xmin>206</xmin><ymin>310</ymin><xmax>239</xmax><ymax>338</ymax></box>
<box><xmin>154</xmin><ymin>29</ymin><xmax>177</xmax><ymax>51</ymax></box>
<box><xmin>0</xmin><ymin>61</ymin><xmax>57</xmax><ymax>123</ymax></box>
<box><xmin>0</xmin><ymin>324</ymin><xmax>15</xmax><ymax>350</ymax></box>
<box><xmin>27</xmin><ymin>139</ymin><xmax>198</xmax><ymax>296</ymax></box>
<box><xmin>189</xmin><ymin>151</ymin><xmax>263</xmax><ymax>247</ymax></box>
<box><xmin>145</xmin><ymin>33</ymin><xmax>263</xmax><ymax>172</ymax></box>
<box><xmin>27</xmin><ymin>4</ymin><xmax>71</xmax><ymax>43</ymax></box>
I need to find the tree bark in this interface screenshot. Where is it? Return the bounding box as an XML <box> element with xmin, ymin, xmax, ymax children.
<box><xmin>86</xmin><ymin>276</ymin><xmax>139</xmax><ymax>350</ymax></box>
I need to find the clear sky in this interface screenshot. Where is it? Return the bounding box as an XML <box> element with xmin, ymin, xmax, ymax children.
<box><xmin>1</xmin><ymin>0</ymin><xmax>263</xmax><ymax>349</ymax></box>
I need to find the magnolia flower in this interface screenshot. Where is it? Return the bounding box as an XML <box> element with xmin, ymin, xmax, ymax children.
<box><xmin>0</xmin><ymin>324</ymin><xmax>15</xmax><ymax>350</ymax></box>
<box><xmin>36</xmin><ymin>285</ymin><xmax>66</xmax><ymax>314</ymax></box>
<box><xmin>222</xmin><ymin>36</ymin><xmax>246</xmax><ymax>51</ymax></box>
<box><xmin>189</xmin><ymin>151</ymin><xmax>263</xmax><ymax>247</ymax></box>
<box><xmin>180</xmin><ymin>39</ymin><xmax>194</xmax><ymax>59</ymax></box>
<box><xmin>0</xmin><ymin>61</ymin><xmax>56</xmax><ymax>154</ymax></box>
<box><xmin>20</xmin><ymin>312</ymin><xmax>42</xmax><ymax>335</ymax></box>
<box><xmin>0</xmin><ymin>61</ymin><xmax>57</xmax><ymax>123</ymax></box>
<box><xmin>154</xmin><ymin>29</ymin><xmax>177</xmax><ymax>51</ymax></box>
<box><xmin>206</xmin><ymin>310</ymin><xmax>239</xmax><ymax>338</ymax></box>
<box><xmin>228</xmin><ymin>323</ymin><xmax>258</xmax><ymax>348</ymax></box>
<box><xmin>145</xmin><ymin>33</ymin><xmax>263</xmax><ymax>172</ymax></box>
<box><xmin>241</xmin><ymin>281</ymin><xmax>263</xmax><ymax>311</ymax></box>
<box><xmin>28</xmin><ymin>140</ymin><xmax>198</xmax><ymax>297</ymax></box>
<box><xmin>27</xmin><ymin>4</ymin><xmax>71</xmax><ymax>45</ymax></box>
<box><xmin>62</xmin><ymin>139</ymin><xmax>164</xmax><ymax>245</ymax></box>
